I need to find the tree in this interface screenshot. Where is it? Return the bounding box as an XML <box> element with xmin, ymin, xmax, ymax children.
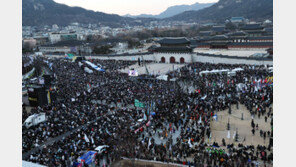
<box><xmin>225</xmin><ymin>22</ymin><xmax>237</xmax><ymax>31</ymax></box>
<box><xmin>127</xmin><ymin>39</ymin><xmax>141</xmax><ymax>49</ymax></box>
<box><xmin>22</xmin><ymin>42</ymin><xmax>33</xmax><ymax>53</ymax></box>
<box><xmin>92</xmin><ymin>45</ymin><xmax>113</xmax><ymax>54</ymax></box>
<box><xmin>86</xmin><ymin>35</ymin><xmax>92</xmax><ymax>41</ymax></box>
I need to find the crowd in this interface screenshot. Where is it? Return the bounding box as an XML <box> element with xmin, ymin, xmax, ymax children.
<box><xmin>22</xmin><ymin>56</ymin><xmax>273</xmax><ymax>167</ymax></box>
<box><xmin>22</xmin><ymin>55</ymin><xmax>34</xmax><ymax>75</ymax></box>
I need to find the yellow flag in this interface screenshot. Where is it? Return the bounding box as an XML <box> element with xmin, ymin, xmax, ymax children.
<box><xmin>47</xmin><ymin>91</ymin><xmax>51</xmax><ymax>104</ymax></box>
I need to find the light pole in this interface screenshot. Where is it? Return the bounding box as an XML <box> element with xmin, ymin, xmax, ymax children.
<box><xmin>227</xmin><ymin>118</ymin><xmax>230</xmax><ymax>130</ymax></box>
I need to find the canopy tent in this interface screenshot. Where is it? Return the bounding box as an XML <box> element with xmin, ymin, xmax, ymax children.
<box><xmin>200</xmin><ymin>69</ymin><xmax>229</xmax><ymax>76</ymax></box>
<box><xmin>228</xmin><ymin>71</ymin><xmax>236</xmax><ymax>77</ymax></box>
<box><xmin>199</xmin><ymin>70</ymin><xmax>211</xmax><ymax>76</ymax></box>
<box><xmin>156</xmin><ymin>75</ymin><xmax>168</xmax><ymax>81</ymax></box>
<box><xmin>232</xmin><ymin>68</ymin><xmax>244</xmax><ymax>72</ymax></box>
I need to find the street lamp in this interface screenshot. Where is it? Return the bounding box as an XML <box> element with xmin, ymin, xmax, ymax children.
<box><xmin>227</xmin><ymin>118</ymin><xmax>230</xmax><ymax>130</ymax></box>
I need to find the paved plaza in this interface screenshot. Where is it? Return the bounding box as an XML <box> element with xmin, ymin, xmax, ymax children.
<box><xmin>120</xmin><ymin>63</ymin><xmax>186</xmax><ymax>75</ymax></box>
<box><xmin>211</xmin><ymin>104</ymin><xmax>272</xmax><ymax>147</ymax></box>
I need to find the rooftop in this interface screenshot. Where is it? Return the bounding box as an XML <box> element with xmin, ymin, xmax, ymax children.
<box><xmin>242</xmin><ymin>24</ymin><xmax>263</xmax><ymax>30</ymax></box>
<box><xmin>211</xmin><ymin>26</ymin><xmax>225</xmax><ymax>33</ymax></box>
<box><xmin>228</xmin><ymin>31</ymin><xmax>247</xmax><ymax>37</ymax></box>
<box><xmin>210</xmin><ymin>35</ymin><xmax>229</xmax><ymax>40</ymax></box>
<box><xmin>157</xmin><ymin>37</ymin><xmax>190</xmax><ymax>45</ymax></box>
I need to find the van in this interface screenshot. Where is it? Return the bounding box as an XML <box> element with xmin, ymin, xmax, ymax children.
<box><xmin>23</xmin><ymin>113</ymin><xmax>47</xmax><ymax>128</ymax></box>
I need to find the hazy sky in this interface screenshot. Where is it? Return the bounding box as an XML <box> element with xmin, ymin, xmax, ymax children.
<box><xmin>54</xmin><ymin>0</ymin><xmax>218</xmax><ymax>16</ymax></box>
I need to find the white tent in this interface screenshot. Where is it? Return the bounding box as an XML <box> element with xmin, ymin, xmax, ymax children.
<box><xmin>156</xmin><ymin>75</ymin><xmax>168</xmax><ymax>81</ymax></box>
<box><xmin>199</xmin><ymin>70</ymin><xmax>211</xmax><ymax>76</ymax></box>
<box><xmin>228</xmin><ymin>71</ymin><xmax>236</xmax><ymax>77</ymax></box>
<box><xmin>200</xmin><ymin>69</ymin><xmax>229</xmax><ymax>76</ymax></box>
<box><xmin>232</xmin><ymin>68</ymin><xmax>244</xmax><ymax>72</ymax></box>
<box><xmin>220</xmin><ymin>69</ymin><xmax>229</xmax><ymax>73</ymax></box>
<box><xmin>210</xmin><ymin>70</ymin><xmax>220</xmax><ymax>74</ymax></box>
<box><xmin>84</xmin><ymin>67</ymin><xmax>93</xmax><ymax>74</ymax></box>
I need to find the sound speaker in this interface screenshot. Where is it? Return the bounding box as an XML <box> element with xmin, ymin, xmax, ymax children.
<box><xmin>27</xmin><ymin>85</ymin><xmax>48</xmax><ymax>107</ymax></box>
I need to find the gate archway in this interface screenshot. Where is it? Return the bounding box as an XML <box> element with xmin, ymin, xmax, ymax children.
<box><xmin>180</xmin><ymin>57</ymin><xmax>185</xmax><ymax>64</ymax></box>
<box><xmin>161</xmin><ymin>57</ymin><xmax>165</xmax><ymax>63</ymax></box>
<box><xmin>170</xmin><ymin>57</ymin><xmax>175</xmax><ymax>63</ymax></box>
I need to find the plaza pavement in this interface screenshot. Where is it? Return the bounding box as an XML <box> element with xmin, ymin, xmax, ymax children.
<box><xmin>120</xmin><ymin>63</ymin><xmax>186</xmax><ymax>75</ymax></box>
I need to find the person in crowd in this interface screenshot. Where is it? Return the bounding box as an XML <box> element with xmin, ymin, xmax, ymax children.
<box><xmin>22</xmin><ymin>56</ymin><xmax>273</xmax><ymax>166</ymax></box>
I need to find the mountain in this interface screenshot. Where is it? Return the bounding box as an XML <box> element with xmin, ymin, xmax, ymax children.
<box><xmin>22</xmin><ymin>0</ymin><xmax>136</xmax><ymax>27</ymax></box>
<box><xmin>125</xmin><ymin>2</ymin><xmax>214</xmax><ymax>19</ymax></box>
<box><xmin>166</xmin><ymin>0</ymin><xmax>273</xmax><ymax>23</ymax></box>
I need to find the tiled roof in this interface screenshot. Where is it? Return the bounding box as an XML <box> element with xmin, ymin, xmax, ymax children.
<box><xmin>199</xmin><ymin>31</ymin><xmax>211</xmax><ymax>36</ymax></box>
<box><xmin>154</xmin><ymin>46</ymin><xmax>192</xmax><ymax>52</ymax></box>
<box><xmin>157</xmin><ymin>37</ymin><xmax>190</xmax><ymax>45</ymax></box>
<box><xmin>211</xmin><ymin>26</ymin><xmax>225</xmax><ymax>33</ymax></box>
<box><xmin>210</xmin><ymin>35</ymin><xmax>229</xmax><ymax>40</ymax></box>
<box><xmin>228</xmin><ymin>31</ymin><xmax>247</xmax><ymax>36</ymax></box>
<box><xmin>241</xmin><ymin>24</ymin><xmax>263</xmax><ymax>30</ymax></box>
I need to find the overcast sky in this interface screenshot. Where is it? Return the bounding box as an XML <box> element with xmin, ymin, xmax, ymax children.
<box><xmin>53</xmin><ymin>0</ymin><xmax>218</xmax><ymax>16</ymax></box>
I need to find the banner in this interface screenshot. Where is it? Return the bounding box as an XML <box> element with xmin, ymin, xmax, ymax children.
<box><xmin>22</xmin><ymin>68</ymin><xmax>35</xmax><ymax>80</ymax></box>
<box><xmin>146</xmin><ymin>120</ymin><xmax>151</xmax><ymax>127</ymax></box>
<box><xmin>135</xmin><ymin>99</ymin><xmax>145</xmax><ymax>108</ymax></box>
<box><xmin>129</xmin><ymin>70</ymin><xmax>139</xmax><ymax>77</ymax></box>
<box><xmin>47</xmin><ymin>91</ymin><xmax>51</xmax><ymax>104</ymax></box>
<box><xmin>84</xmin><ymin>134</ymin><xmax>90</xmax><ymax>143</ymax></box>
<box><xmin>147</xmin><ymin>138</ymin><xmax>151</xmax><ymax>149</ymax></box>
<box><xmin>77</xmin><ymin>151</ymin><xmax>97</xmax><ymax>165</ymax></box>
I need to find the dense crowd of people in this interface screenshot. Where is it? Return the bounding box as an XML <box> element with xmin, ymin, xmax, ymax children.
<box><xmin>22</xmin><ymin>55</ymin><xmax>34</xmax><ymax>74</ymax></box>
<box><xmin>22</xmin><ymin>56</ymin><xmax>273</xmax><ymax>167</ymax></box>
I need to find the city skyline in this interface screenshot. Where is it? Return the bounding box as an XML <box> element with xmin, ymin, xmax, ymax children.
<box><xmin>53</xmin><ymin>0</ymin><xmax>218</xmax><ymax>16</ymax></box>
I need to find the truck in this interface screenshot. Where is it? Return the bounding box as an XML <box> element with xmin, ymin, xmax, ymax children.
<box><xmin>23</xmin><ymin>113</ymin><xmax>47</xmax><ymax>128</ymax></box>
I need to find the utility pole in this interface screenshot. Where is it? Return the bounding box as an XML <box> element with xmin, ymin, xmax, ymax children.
<box><xmin>227</xmin><ymin>118</ymin><xmax>230</xmax><ymax>130</ymax></box>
